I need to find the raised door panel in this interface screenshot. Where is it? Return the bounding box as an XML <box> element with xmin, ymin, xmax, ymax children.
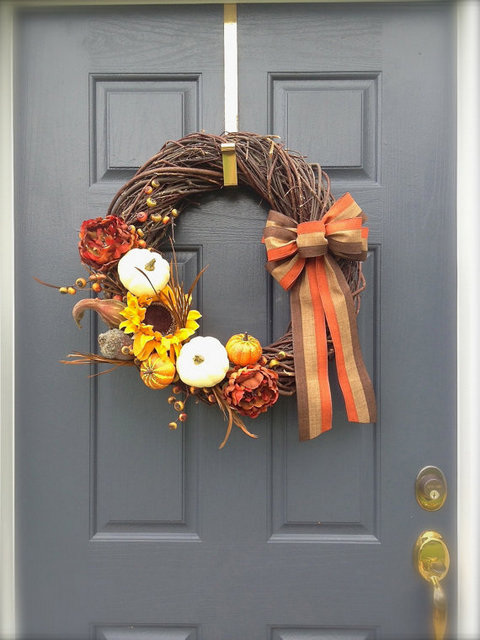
<box><xmin>270</xmin><ymin>630</ymin><xmax>377</xmax><ymax>640</ymax></box>
<box><xmin>92</xmin><ymin>75</ymin><xmax>201</xmax><ymax>183</ymax></box>
<box><xmin>95</xmin><ymin>627</ymin><xmax>198</xmax><ymax>640</ymax></box>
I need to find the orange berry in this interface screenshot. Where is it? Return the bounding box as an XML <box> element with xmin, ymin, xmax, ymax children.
<box><xmin>146</xmin><ymin>197</ymin><xmax>157</xmax><ymax>208</ymax></box>
<box><xmin>92</xmin><ymin>282</ymin><xmax>102</xmax><ymax>293</ymax></box>
<box><xmin>144</xmin><ymin>185</ymin><xmax>153</xmax><ymax>195</ymax></box>
<box><xmin>137</xmin><ymin>239</ymin><xmax>147</xmax><ymax>248</ymax></box>
<box><xmin>171</xmin><ymin>208</ymin><xmax>179</xmax><ymax>218</ymax></box>
<box><xmin>59</xmin><ymin>286</ymin><xmax>68</xmax><ymax>294</ymax></box>
<box><xmin>67</xmin><ymin>287</ymin><xmax>76</xmax><ymax>295</ymax></box>
<box><xmin>173</xmin><ymin>400</ymin><xmax>184</xmax><ymax>412</ymax></box>
<box><xmin>162</xmin><ymin>215</ymin><xmax>171</xmax><ymax>225</ymax></box>
<box><xmin>150</xmin><ymin>214</ymin><xmax>162</xmax><ymax>222</ymax></box>
<box><xmin>168</xmin><ymin>421</ymin><xmax>178</xmax><ymax>431</ymax></box>
<box><xmin>151</xmin><ymin>179</ymin><xmax>160</xmax><ymax>188</ymax></box>
<box><xmin>75</xmin><ymin>277</ymin><xmax>86</xmax><ymax>288</ymax></box>
<box><xmin>136</xmin><ymin>211</ymin><xmax>148</xmax><ymax>223</ymax></box>
<box><xmin>178</xmin><ymin>412</ymin><xmax>187</xmax><ymax>422</ymax></box>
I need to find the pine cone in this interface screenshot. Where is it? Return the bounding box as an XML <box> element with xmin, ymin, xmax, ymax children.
<box><xmin>223</xmin><ymin>364</ymin><xmax>279</xmax><ymax>418</ymax></box>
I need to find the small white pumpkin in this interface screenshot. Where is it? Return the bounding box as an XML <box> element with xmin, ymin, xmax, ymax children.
<box><xmin>176</xmin><ymin>336</ymin><xmax>229</xmax><ymax>388</ymax></box>
<box><xmin>118</xmin><ymin>248</ymin><xmax>170</xmax><ymax>297</ymax></box>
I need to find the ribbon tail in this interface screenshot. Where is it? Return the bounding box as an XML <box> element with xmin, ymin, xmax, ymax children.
<box><xmin>290</xmin><ymin>263</ymin><xmax>333</xmax><ymax>440</ymax></box>
<box><xmin>317</xmin><ymin>256</ymin><xmax>377</xmax><ymax>424</ymax></box>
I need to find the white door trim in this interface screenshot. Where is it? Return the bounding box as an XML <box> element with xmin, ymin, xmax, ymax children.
<box><xmin>1</xmin><ymin>1</ymin><xmax>477</xmax><ymax>638</ymax></box>
<box><xmin>0</xmin><ymin>2</ymin><xmax>16</xmax><ymax>637</ymax></box>
<box><xmin>456</xmin><ymin>1</ymin><xmax>480</xmax><ymax>637</ymax></box>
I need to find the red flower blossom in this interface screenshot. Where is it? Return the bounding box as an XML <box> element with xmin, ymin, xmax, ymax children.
<box><xmin>78</xmin><ymin>215</ymin><xmax>134</xmax><ymax>271</ymax></box>
<box><xmin>224</xmin><ymin>363</ymin><xmax>279</xmax><ymax>418</ymax></box>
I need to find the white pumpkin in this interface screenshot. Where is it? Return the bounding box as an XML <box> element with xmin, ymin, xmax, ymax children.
<box><xmin>176</xmin><ymin>336</ymin><xmax>229</xmax><ymax>388</ymax></box>
<box><xmin>118</xmin><ymin>248</ymin><xmax>170</xmax><ymax>297</ymax></box>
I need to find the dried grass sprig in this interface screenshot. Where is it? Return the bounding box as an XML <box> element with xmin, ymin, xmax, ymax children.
<box><xmin>211</xmin><ymin>385</ymin><xmax>258</xmax><ymax>449</ymax></box>
<box><xmin>61</xmin><ymin>352</ymin><xmax>137</xmax><ymax>377</ymax></box>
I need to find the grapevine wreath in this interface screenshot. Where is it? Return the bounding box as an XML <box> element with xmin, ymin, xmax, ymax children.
<box><xmin>39</xmin><ymin>132</ymin><xmax>376</xmax><ymax>448</ymax></box>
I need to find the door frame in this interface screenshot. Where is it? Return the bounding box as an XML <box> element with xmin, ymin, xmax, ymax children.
<box><xmin>1</xmin><ymin>1</ymin><xmax>478</xmax><ymax>637</ymax></box>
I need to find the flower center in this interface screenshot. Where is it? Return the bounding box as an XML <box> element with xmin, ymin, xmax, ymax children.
<box><xmin>144</xmin><ymin>303</ymin><xmax>176</xmax><ymax>335</ymax></box>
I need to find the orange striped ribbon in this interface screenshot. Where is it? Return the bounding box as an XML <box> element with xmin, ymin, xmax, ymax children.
<box><xmin>264</xmin><ymin>193</ymin><xmax>376</xmax><ymax>440</ymax></box>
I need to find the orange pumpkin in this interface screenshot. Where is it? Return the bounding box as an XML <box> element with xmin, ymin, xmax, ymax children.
<box><xmin>140</xmin><ymin>353</ymin><xmax>176</xmax><ymax>389</ymax></box>
<box><xmin>226</xmin><ymin>332</ymin><xmax>262</xmax><ymax>366</ymax></box>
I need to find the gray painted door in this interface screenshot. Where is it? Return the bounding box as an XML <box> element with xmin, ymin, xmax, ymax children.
<box><xmin>15</xmin><ymin>3</ymin><xmax>456</xmax><ymax>639</ymax></box>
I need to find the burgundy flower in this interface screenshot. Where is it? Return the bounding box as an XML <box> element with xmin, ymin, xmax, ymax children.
<box><xmin>224</xmin><ymin>364</ymin><xmax>279</xmax><ymax>418</ymax></box>
<box><xmin>78</xmin><ymin>215</ymin><xmax>134</xmax><ymax>271</ymax></box>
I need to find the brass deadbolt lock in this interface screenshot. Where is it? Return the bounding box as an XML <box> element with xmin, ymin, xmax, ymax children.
<box><xmin>415</xmin><ymin>466</ymin><xmax>447</xmax><ymax>511</ymax></box>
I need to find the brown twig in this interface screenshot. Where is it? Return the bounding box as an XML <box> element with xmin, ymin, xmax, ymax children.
<box><xmin>103</xmin><ymin>132</ymin><xmax>364</xmax><ymax>396</ymax></box>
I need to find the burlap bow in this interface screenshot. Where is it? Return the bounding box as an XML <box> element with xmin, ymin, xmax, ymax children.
<box><xmin>263</xmin><ymin>193</ymin><xmax>376</xmax><ymax>440</ymax></box>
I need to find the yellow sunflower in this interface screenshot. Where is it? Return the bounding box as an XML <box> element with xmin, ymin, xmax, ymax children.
<box><xmin>119</xmin><ymin>291</ymin><xmax>201</xmax><ymax>362</ymax></box>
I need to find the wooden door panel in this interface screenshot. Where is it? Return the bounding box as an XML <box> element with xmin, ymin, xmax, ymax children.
<box><xmin>93</xmin><ymin>251</ymin><xmax>201</xmax><ymax>540</ymax></box>
<box><xmin>95</xmin><ymin>627</ymin><xmax>198</xmax><ymax>640</ymax></box>
<box><xmin>270</xmin><ymin>630</ymin><xmax>377</xmax><ymax>640</ymax></box>
<box><xmin>91</xmin><ymin>75</ymin><xmax>201</xmax><ymax>184</ymax></box>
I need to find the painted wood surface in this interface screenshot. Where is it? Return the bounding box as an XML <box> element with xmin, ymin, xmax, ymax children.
<box><xmin>15</xmin><ymin>3</ymin><xmax>456</xmax><ymax>638</ymax></box>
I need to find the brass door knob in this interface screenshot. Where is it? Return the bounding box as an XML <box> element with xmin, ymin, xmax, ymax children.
<box><xmin>414</xmin><ymin>530</ymin><xmax>450</xmax><ymax>640</ymax></box>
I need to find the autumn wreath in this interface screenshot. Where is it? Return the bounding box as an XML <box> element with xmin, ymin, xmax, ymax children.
<box><xmin>39</xmin><ymin>132</ymin><xmax>376</xmax><ymax>447</ymax></box>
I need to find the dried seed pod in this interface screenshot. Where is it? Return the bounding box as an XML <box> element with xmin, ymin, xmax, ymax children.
<box><xmin>98</xmin><ymin>329</ymin><xmax>133</xmax><ymax>360</ymax></box>
<box><xmin>168</xmin><ymin>421</ymin><xmax>178</xmax><ymax>430</ymax></box>
<box><xmin>75</xmin><ymin>277</ymin><xmax>87</xmax><ymax>288</ymax></box>
<box><xmin>173</xmin><ymin>400</ymin><xmax>184</xmax><ymax>412</ymax></box>
<box><xmin>167</xmin><ymin>396</ymin><xmax>177</xmax><ymax>405</ymax></box>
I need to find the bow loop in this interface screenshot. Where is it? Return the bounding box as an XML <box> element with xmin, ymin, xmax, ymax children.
<box><xmin>296</xmin><ymin>221</ymin><xmax>328</xmax><ymax>258</ymax></box>
<box><xmin>263</xmin><ymin>192</ymin><xmax>376</xmax><ymax>440</ymax></box>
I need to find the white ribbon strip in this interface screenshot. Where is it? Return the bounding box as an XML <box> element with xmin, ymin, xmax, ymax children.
<box><xmin>224</xmin><ymin>4</ymin><xmax>238</xmax><ymax>132</ymax></box>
